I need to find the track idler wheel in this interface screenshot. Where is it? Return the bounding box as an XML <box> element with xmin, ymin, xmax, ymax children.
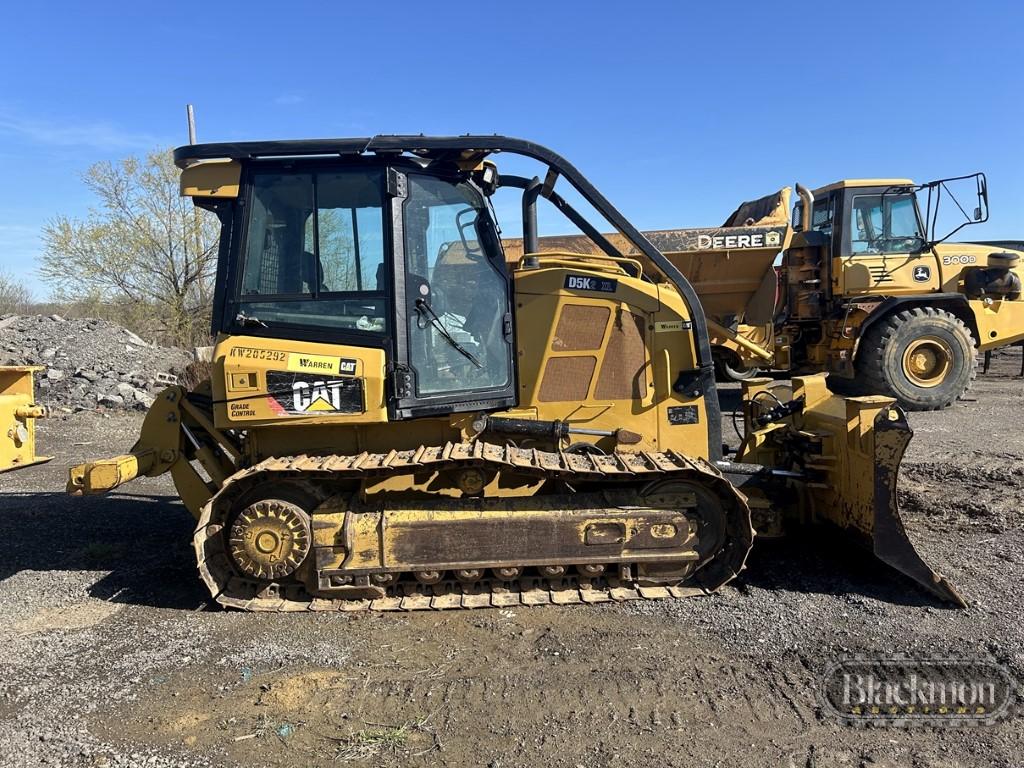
<box><xmin>638</xmin><ymin>478</ymin><xmax>753</xmax><ymax>591</ymax></box>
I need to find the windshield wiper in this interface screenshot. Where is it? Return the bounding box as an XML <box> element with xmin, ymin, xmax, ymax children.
<box><xmin>235</xmin><ymin>312</ymin><xmax>268</xmax><ymax>328</ymax></box>
<box><xmin>414</xmin><ymin>298</ymin><xmax>482</xmax><ymax>369</ymax></box>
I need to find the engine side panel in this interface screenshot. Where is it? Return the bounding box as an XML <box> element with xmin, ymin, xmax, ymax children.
<box><xmin>512</xmin><ymin>265</ymin><xmax>710</xmax><ymax>457</ymax></box>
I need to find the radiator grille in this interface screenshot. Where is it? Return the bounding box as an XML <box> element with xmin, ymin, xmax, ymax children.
<box><xmin>551</xmin><ymin>304</ymin><xmax>609</xmax><ymax>351</ymax></box>
<box><xmin>538</xmin><ymin>356</ymin><xmax>597</xmax><ymax>402</ymax></box>
<box><xmin>595</xmin><ymin>310</ymin><xmax>648</xmax><ymax>400</ymax></box>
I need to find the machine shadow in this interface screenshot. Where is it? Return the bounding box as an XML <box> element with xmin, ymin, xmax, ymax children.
<box><xmin>738</xmin><ymin>529</ymin><xmax>945</xmax><ymax>608</ymax></box>
<box><xmin>716</xmin><ymin>386</ymin><xmax>743</xmax><ymax>414</ymax></box>
<box><xmin>0</xmin><ymin>491</ymin><xmax>210</xmax><ymax>610</ymax></box>
<box><xmin>0</xmin><ymin>488</ymin><xmax>947</xmax><ymax>612</ymax></box>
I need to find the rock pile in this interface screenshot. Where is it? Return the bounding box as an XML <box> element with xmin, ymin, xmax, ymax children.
<box><xmin>0</xmin><ymin>314</ymin><xmax>195</xmax><ymax>412</ymax></box>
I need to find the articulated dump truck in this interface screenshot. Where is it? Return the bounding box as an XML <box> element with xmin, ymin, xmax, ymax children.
<box><xmin>67</xmin><ymin>136</ymin><xmax>962</xmax><ymax>611</ymax></box>
<box><xmin>505</xmin><ymin>176</ymin><xmax>1024</xmax><ymax>411</ymax></box>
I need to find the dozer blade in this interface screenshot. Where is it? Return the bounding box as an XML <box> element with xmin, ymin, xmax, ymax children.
<box><xmin>858</xmin><ymin>406</ymin><xmax>965</xmax><ymax>607</ymax></box>
<box><xmin>739</xmin><ymin>375</ymin><xmax>965</xmax><ymax>607</ymax></box>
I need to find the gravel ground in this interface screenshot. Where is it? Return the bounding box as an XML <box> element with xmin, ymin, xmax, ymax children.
<box><xmin>0</xmin><ymin>351</ymin><xmax>1021</xmax><ymax>767</ymax></box>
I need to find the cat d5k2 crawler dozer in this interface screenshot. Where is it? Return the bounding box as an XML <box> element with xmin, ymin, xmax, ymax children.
<box><xmin>67</xmin><ymin>136</ymin><xmax>963</xmax><ymax>611</ymax></box>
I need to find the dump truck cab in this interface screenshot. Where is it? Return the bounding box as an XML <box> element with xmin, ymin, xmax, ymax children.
<box><xmin>784</xmin><ymin>174</ymin><xmax>1024</xmax><ymax>408</ymax></box>
<box><xmin>802</xmin><ymin>177</ymin><xmax>1019</xmax><ymax>301</ymax></box>
<box><xmin>808</xmin><ymin>177</ymin><xmax>928</xmax><ymax>296</ymax></box>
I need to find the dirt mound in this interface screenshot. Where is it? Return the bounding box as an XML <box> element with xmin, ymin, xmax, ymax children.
<box><xmin>0</xmin><ymin>313</ymin><xmax>195</xmax><ymax>412</ymax></box>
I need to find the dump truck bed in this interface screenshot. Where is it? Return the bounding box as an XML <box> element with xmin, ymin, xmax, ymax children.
<box><xmin>502</xmin><ymin>187</ymin><xmax>792</xmax><ymax>323</ymax></box>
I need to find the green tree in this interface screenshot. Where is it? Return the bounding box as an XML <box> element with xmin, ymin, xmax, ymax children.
<box><xmin>40</xmin><ymin>149</ymin><xmax>219</xmax><ymax>347</ymax></box>
<box><xmin>304</xmin><ymin>207</ymin><xmax>359</xmax><ymax>291</ymax></box>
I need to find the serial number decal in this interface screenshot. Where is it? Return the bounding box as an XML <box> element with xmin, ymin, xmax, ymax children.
<box><xmin>564</xmin><ymin>274</ymin><xmax>618</xmax><ymax>293</ymax></box>
<box><xmin>229</xmin><ymin>347</ymin><xmax>287</xmax><ymax>363</ymax></box>
<box><xmin>942</xmin><ymin>254</ymin><xmax>978</xmax><ymax>266</ymax></box>
<box><xmin>265</xmin><ymin>371</ymin><xmax>364</xmax><ymax>416</ymax></box>
<box><xmin>666</xmin><ymin>405</ymin><xmax>700</xmax><ymax>425</ymax></box>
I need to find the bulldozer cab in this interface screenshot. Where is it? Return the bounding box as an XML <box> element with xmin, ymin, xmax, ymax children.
<box><xmin>181</xmin><ymin>137</ymin><xmax>721</xmax><ymax>442</ymax></box>
<box><xmin>224</xmin><ymin>160</ymin><xmax>516</xmax><ymax>417</ymax></box>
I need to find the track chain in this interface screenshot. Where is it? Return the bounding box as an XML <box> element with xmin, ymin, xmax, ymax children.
<box><xmin>194</xmin><ymin>440</ymin><xmax>754</xmax><ymax>612</ymax></box>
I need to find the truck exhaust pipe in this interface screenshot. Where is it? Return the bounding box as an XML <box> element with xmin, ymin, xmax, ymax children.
<box><xmin>795</xmin><ymin>183</ymin><xmax>813</xmax><ymax>232</ymax></box>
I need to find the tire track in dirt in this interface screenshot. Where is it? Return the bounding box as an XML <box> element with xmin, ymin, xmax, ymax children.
<box><xmin>97</xmin><ymin>612</ymin><xmax>832</xmax><ymax>767</ymax></box>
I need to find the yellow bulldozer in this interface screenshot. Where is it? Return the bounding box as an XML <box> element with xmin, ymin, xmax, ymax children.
<box><xmin>505</xmin><ymin>176</ymin><xmax>1024</xmax><ymax>410</ymax></box>
<box><xmin>67</xmin><ymin>135</ymin><xmax>962</xmax><ymax>611</ymax></box>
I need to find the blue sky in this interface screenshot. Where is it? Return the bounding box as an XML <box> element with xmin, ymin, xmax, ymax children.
<box><xmin>2</xmin><ymin>1</ymin><xmax>1022</xmax><ymax>296</ymax></box>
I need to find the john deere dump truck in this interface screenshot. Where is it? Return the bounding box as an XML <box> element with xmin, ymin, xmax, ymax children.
<box><xmin>67</xmin><ymin>135</ymin><xmax>961</xmax><ymax>611</ymax></box>
<box><xmin>507</xmin><ymin>175</ymin><xmax>1024</xmax><ymax>410</ymax></box>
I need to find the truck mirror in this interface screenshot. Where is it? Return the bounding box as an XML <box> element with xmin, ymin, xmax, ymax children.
<box><xmin>920</xmin><ymin>172</ymin><xmax>989</xmax><ymax>246</ymax></box>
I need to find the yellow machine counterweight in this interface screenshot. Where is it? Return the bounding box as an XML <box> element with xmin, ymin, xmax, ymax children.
<box><xmin>67</xmin><ymin>135</ymin><xmax>964</xmax><ymax>611</ymax></box>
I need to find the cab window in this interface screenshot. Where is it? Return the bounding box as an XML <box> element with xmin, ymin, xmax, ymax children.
<box><xmin>849</xmin><ymin>194</ymin><xmax>923</xmax><ymax>254</ymax></box>
<box><xmin>238</xmin><ymin>169</ymin><xmax>388</xmax><ymax>333</ymax></box>
<box><xmin>403</xmin><ymin>174</ymin><xmax>511</xmax><ymax>396</ymax></box>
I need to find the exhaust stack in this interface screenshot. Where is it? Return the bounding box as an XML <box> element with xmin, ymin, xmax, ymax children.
<box><xmin>795</xmin><ymin>183</ymin><xmax>813</xmax><ymax>231</ymax></box>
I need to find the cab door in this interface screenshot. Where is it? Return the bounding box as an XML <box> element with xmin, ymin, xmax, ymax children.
<box><xmin>835</xmin><ymin>189</ymin><xmax>938</xmax><ymax>296</ymax></box>
<box><xmin>391</xmin><ymin>170</ymin><xmax>516</xmax><ymax>419</ymax></box>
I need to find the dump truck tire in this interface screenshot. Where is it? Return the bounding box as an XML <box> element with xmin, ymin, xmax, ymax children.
<box><xmin>713</xmin><ymin>351</ymin><xmax>761</xmax><ymax>382</ymax></box>
<box><xmin>857</xmin><ymin>307</ymin><xmax>976</xmax><ymax>411</ymax></box>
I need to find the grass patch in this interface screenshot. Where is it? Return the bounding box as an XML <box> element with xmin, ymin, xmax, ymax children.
<box><xmin>334</xmin><ymin>715</ymin><xmax>439</xmax><ymax>762</ymax></box>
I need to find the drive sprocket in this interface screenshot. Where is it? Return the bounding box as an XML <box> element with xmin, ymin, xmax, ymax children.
<box><xmin>227</xmin><ymin>499</ymin><xmax>312</xmax><ymax>580</ymax></box>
